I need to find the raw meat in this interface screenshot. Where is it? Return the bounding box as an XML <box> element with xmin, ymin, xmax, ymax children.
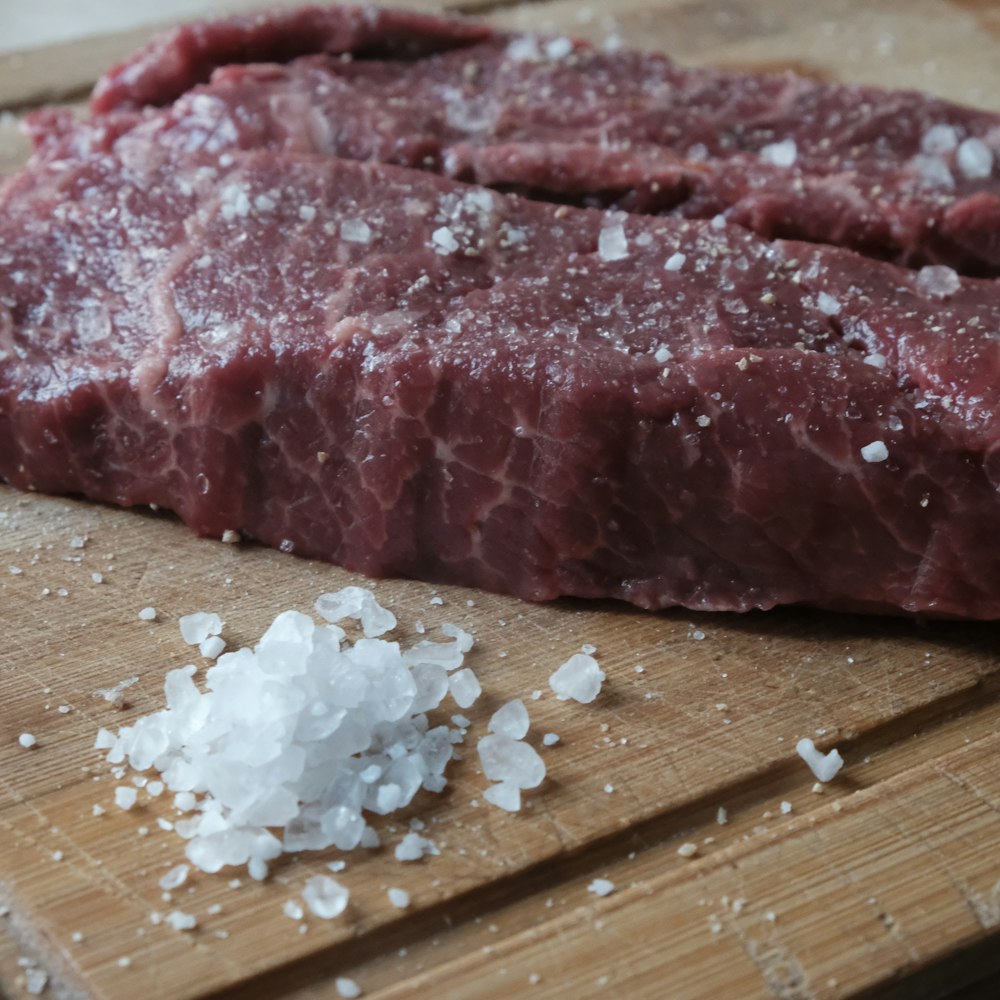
<box><xmin>3</xmin><ymin>141</ymin><xmax>1000</xmax><ymax>617</ymax></box>
<box><xmin>38</xmin><ymin>4</ymin><xmax>1000</xmax><ymax>275</ymax></box>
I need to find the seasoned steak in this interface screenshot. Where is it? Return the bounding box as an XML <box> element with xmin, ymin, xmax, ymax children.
<box><xmin>40</xmin><ymin>4</ymin><xmax>1000</xmax><ymax>274</ymax></box>
<box><xmin>3</xmin><ymin>143</ymin><xmax>1000</xmax><ymax>617</ymax></box>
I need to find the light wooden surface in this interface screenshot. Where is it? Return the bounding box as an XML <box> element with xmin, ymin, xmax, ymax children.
<box><xmin>2</xmin><ymin>2</ymin><xmax>1000</xmax><ymax>999</ymax></box>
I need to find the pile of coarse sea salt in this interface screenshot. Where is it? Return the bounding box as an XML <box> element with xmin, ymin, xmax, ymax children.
<box><xmin>97</xmin><ymin>587</ymin><xmax>602</xmax><ymax>883</ymax></box>
<box><xmin>97</xmin><ymin>588</ymin><xmax>488</xmax><ymax>880</ymax></box>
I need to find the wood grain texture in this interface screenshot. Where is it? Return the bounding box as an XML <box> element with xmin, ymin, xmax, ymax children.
<box><xmin>1</xmin><ymin>2</ymin><xmax>1000</xmax><ymax>999</ymax></box>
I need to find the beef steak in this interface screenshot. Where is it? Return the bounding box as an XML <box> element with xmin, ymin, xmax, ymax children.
<box><xmin>3</xmin><ymin>138</ymin><xmax>1000</xmax><ymax>617</ymax></box>
<box><xmin>38</xmin><ymin>4</ymin><xmax>1000</xmax><ymax>275</ymax></box>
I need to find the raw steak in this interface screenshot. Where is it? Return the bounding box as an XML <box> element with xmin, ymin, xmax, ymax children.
<box><xmin>35</xmin><ymin>4</ymin><xmax>1000</xmax><ymax>275</ymax></box>
<box><xmin>3</xmin><ymin>141</ymin><xmax>1000</xmax><ymax>617</ymax></box>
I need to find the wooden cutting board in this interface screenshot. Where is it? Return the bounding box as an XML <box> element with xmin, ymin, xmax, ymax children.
<box><xmin>2</xmin><ymin>2</ymin><xmax>1000</xmax><ymax>998</ymax></box>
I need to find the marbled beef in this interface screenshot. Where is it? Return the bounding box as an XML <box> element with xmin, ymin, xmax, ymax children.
<box><xmin>36</xmin><ymin>4</ymin><xmax>1000</xmax><ymax>275</ymax></box>
<box><xmin>3</xmin><ymin>140</ymin><xmax>1000</xmax><ymax>617</ymax></box>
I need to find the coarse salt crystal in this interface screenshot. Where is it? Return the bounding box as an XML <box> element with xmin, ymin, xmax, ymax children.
<box><xmin>921</xmin><ymin>123</ymin><xmax>959</xmax><ymax>155</ymax></box>
<box><xmin>816</xmin><ymin>291</ymin><xmax>841</xmax><ymax>316</ymax></box>
<box><xmin>165</xmin><ymin>910</ymin><xmax>197</xmax><ymax>931</ymax></box>
<box><xmin>283</xmin><ymin>900</ymin><xmax>304</xmax><ymax>920</ymax></box>
<box><xmin>335</xmin><ymin>978</ymin><xmax>363</xmax><ymax>999</ymax></box>
<box><xmin>796</xmin><ymin>738</ymin><xmax>844</xmax><ymax>782</ymax></box>
<box><xmin>542</xmin><ymin>733</ymin><xmax>560</xmax><ymax>747</ymax></box>
<box><xmin>916</xmin><ymin>264</ymin><xmax>961</xmax><ymax>299</ymax></box>
<box><xmin>544</xmin><ymin>36</ymin><xmax>573</xmax><ymax>59</ymax></box>
<box><xmin>394</xmin><ymin>833</ymin><xmax>439</xmax><ymax>862</ymax></box>
<box><xmin>759</xmin><ymin>138</ymin><xmax>797</xmax><ymax>167</ymax></box>
<box><xmin>303</xmin><ymin>876</ymin><xmax>349</xmax><ymax>918</ymax></box>
<box><xmin>483</xmin><ymin>781</ymin><xmax>522</xmax><ymax>812</ymax></box>
<box><xmin>115</xmin><ymin>787</ymin><xmax>138</xmax><ymax>810</ymax></box>
<box><xmin>716</xmin><ymin>806</ymin><xmax>728</xmax><ymax>825</ymax></box>
<box><xmin>956</xmin><ymin>137</ymin><xmax>993</xmax><ymax>179</ymax></box>
<box><xmin>449</xmin><ymin>668</ymin><xmax>481</xmax><ymax>708</ymax></box>
<box><xmin>863</xmin><ymin>353</ymin><xmax>887</xmax><ymax>369</ymax></box>
<box><xmin>387</xmin><ymin>887</ymin><xmax>410</xmax><ymax>909</ymax></box>
<box><xmin>780</xmin><ymin>801</ymin><xmax>793</xmax><ymax>814</ymax></box>
<box><xmin>158</xmin><ymin>864</ymin><xmax>189</xmax><ymax>890</ymax></box>
<box><xmin>588</xmin><ymin>878</ymin><xmax>615</xmax><ymax>897</ymax></box>
<box><xmin>24</xmin><ymin>969</ymin><xmax>48</xmax><ymax>995</ymax></box>
<box><xmin>549</xmin><ymin>653</ymin><xmax>605</xmax><ymax>703</ymax></box>
<box><xmin>138</xmin><ymin>607</ymin><xmax>157</xmax><ymax>621</ymax></box>
<box><xmin>431</xmin><ymin>226</ymin><xmax>459</xmax><ymax>254</ymax></box>
<box><xmin>860</xmin><ymin>440</ymin><xmax>889</xmax><ymax>463</ymax></box>
<box><xmin>199</xmin><ymin>635</ymin><xmax>226</xmax><ymax>660</ymax></box>
<box><xmin>677</xmin><ymin>842</ymin><xmax>699</xmax><ymax>858</ymax></box>
<box><xmin>478</xmin><ymin>735</ymin><xmax>546</xmax><ymax>789</ymax></box>
<box><xmin>179</xmin><ymin>612</ymin><xmax>222</xmax><ymax>646</ymax></box>
<box><xmin>488</xmin><ymin>699</ymin><xmax>529</xmax><ymax>740</ymax></box>
<box><xmin>18</xmin><ymin>733</ymin><xmax>36</xmax><ymax>749</ymax></box>
<box><xmin>598</xmin><ymin>223</ymin><xmax>628</xmax><ymax>262</ymax></box>
<box><xmin>664</xmin><ymin>252</ymin><xmax>686</xmax><ymax>272</ymax></box>
<box><xmin>340</xmin><ymin>219</ymin><xmax>372</xmax><ymax>244</ymax></box>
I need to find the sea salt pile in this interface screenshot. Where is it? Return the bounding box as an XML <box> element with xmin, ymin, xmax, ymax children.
<box><xmin>98</xmin><ymin>587</ymin><xmax>476</xmax><ymax>879</ymax></box>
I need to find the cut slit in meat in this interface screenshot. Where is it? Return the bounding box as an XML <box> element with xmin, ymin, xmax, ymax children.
<box><xmin>4</xmin><ymin>143</ymin><xmax>1000</xmax><ymax>618</ymax></box>
<box><xmin>39</xmin><ymin>4</ymin><xmax>1000</xmax><ymax>275</ymax></box>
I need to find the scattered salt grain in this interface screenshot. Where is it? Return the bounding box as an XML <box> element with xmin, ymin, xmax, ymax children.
<box><xmin>179</xmin><ymin>612</ymin><xmax>223</xmax><ymax>646</ymax></box>
<box><xmin>716</xmin><ymin>806</ymin><xmax>728</xmax><ymax>825</ymax></box>
<box><xmin>759</xmin><ymin>138</ymin><xmax>797</xmax><ymax>167</ymax></box>
<box><xmin>283</xmin><ymin>900</ymin><xmax>304</xmax><ymax>920</ymax></box>
<box><xmin>335</xmin><ymin>978</ymin><xmax>363</xmax><ymax>999</ymax></box>
<box><xmin>165</xmin><ymin>910</ymin><xmax>197</xmax><ymax>932</ymax></box>
<box><xmin>488</xmin><ymin>700</ymin><xmax>530</xmax><ymax>740</ymax></box>
<box><xmin>860</xmin><ymin>440</ymin><xmax>889</xmax><ymax>464</ymax></box>
<box><xmin>916</xmin><ymin>264</ymin><xmax>961</xmax><ymax>299</ymax></box>
<box><xmin>114</xmin><ymin>787</ymin><xmax>137</xmax><ymax>810</ymax></box>
<box><xmin>8</xmin><ymin>565</ymin><xmax>22</xmax><ymax>575</ymax></box>
<box><xmin>24</xmin><ymin>968</ymin><xmax>47</xmax><ymax>995</ymax></box>
<box><xmin>598</xmin><ymin>222</ymin><xmax>629</xmax><ymax>262</ymax></box>
<box><xmin>387</xmin><ymin>887</ymin><xmax>411</xmax><ymax>909</ymax></box>
<box><xmin>542</xmin><ymin>733</ymin><xmax>560</xmax><ymax>747</ymax></box>
<box><xmin>816</xmin><ymin>292</ymin><xmax>841</xmax><ymax>316</ymax></box>
<box><xmin>18</xmin><ymin>733</ymin><xmax>36</xmax><ymax>749</ymax></box>
<box><xmin>544</xmin><ymin>36</ymin><xmax>573</xmax><ymax>59</ymax></box>
<box><xmin>780</xmin><ymin>801</ymin><xmax>793</xmax><ymax>814</ymax></box>
<box><xmin>315</xmin><ymin>586</ymin><xmax>396</xmax><ymax>636</ymax></box>
<box><xmin>431</xmin><ymin>226</ymin><xmax>459</xmax><ymax>255</ymax></box>
<box><xmin>93</xmin><ymin>676</ymin><xmax>138</xmax><ymax>709</ymax></box>
<box><xmin>221</xmin><ymin>529</ymin><xmax>240</xmax><ymax>544</ymax></box>
<box><xmin>394</xmin><ymin>833</ymin><xmax>439</xmax><ymax>862</ymax></box>
<box><xmin>863</xmin><ymin>353</ymin><xmax>887</xmax><ymax>369</ymax></box>
<box><xmin>303</xmin><ymin>875</ymin><xmax>349</xmax><ymax>919</ymax></box>
<box><xmin>921</xmin><ymin>123</ymin><xmax>959</xmax><ymax>155</ymax></box>
<box><xmin>956</xmin><ymin>137</ymin><xmax>993</xmax><ymax>179</ymax></box>
<box><xmin>549</xmin><ymin>653</ymin><xmax>605</xmax><ymax>703</ymax></box>
<box><xmin>677</xmin><ymin>842</ymin><xmax>699</xmax><ymax>858</ymax></box>
<box><xmin>116</xmin><ymin>957</ymin><xmax>131</xmax><ymax>969</ymax></box>
<box><xmin>796</xmin><ymin>738</ymin><xmax>844</xmax><ymax>782</ymax></box>
<box><xmin>158</xmin><ymin>864</ymin><xmax>189</xmax><ymax>891</ymax></box>
<box><xmin>664</xmin><ymin>252</ymin><xmax>686</xmax><ymax>272</ymax></box>
<box><xmin>588</xmin><ymin>878</ymin><xmax>615</xmax><ymax>897</ymax></box>
<box><xmin>483</xmin><ymin>781</ymin><xmax>521</xmax><ymax>812</ymax></box>
<box><xmin>92</xmin><ymin>805</ymin><xmax>105</xmax><ymax>817</ymax></box>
